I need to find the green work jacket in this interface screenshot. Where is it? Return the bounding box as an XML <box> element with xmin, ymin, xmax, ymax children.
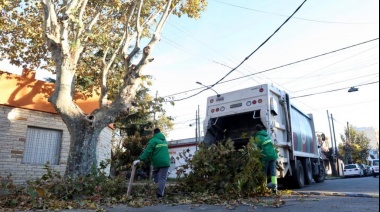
<box><xmin>253</xmin><ymin>130</ymin><xmax>278</xmax><ymax>161</ymax></box>
<box><xmin>139</xmin><ymin>132</ymin><xmax>170</xmax><ymax>168</ymax></box>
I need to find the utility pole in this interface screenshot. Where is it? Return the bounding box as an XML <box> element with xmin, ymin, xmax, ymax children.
<box><xmin>327</xmin><ymin>111</ymin><xmax>335</xmax><ymax>154</ymax></box>
<box><xmin>195</xmin><ymin>109</ymin><xmax>198</xmax><ymax>151</ymax></box>
<box><xmin>346</xmin><ymin>122</ymin><xmax>352</xmax><ymax>164</ymax></box>
<box><xmin>331</xmin><ymin>114</ymin><xmax>339</xmax><ymax>175</ymax></box>
<box><xmin>327</xmin><ymin>110</ymin><xmax>337</xmax><ymax>176</ymax></box>
<box><xmin>198</xmin><ymin>105</ymin><xmax>201</xmax><ymax>149</ymax></box>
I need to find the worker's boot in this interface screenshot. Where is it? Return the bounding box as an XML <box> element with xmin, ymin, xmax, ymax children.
<box><xmin>272</xmin><ymin>184</ymin><xmax>278</xmax><ymax>195</ymax></box>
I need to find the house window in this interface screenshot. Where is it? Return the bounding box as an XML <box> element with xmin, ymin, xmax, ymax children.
<box><xmin>22</xmin><ymin>127</ymin><xmax>62</xmax><ymax>165</ymax></box>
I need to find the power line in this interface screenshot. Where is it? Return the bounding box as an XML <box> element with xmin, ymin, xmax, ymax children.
<box><xmin>268</xmin><ymin>61</ymin><xmax>379</xmax><ymax>79</ymax></box>
<box><xmin>212</xmin><ymin>0</ymin><xmax>379</xmax><ymax>25</ymax></box>
<box><xmin>165</xmin><ymin>21</ymin><xmax>266</xmax><ymax>84</ymax></box>
<box><xmin>163</xmin><ymin>38</ymin><xmax>379</xmax><ymax>100</ymax></box>
<box><xmin>209</xmin><ymin>1</ymin><xmax>308</xmax><ymax>88</ymax></box>
<box><xmin>166</xmin><ymin>0</ymin><xmax>308</xmax><ymax>101</ymax></box>
<box><xmin>283</xmin><ymin>45</ymin><xmax>379</xmax><ymax>87</ymax></box>
<box><xmin>291</xmin><ymin>81</ymin><xmax>379</xmax><ymax>99</ymax></box>
<box><xmin>292</xmin><ymin>73</ymin><xmax>379</xmax><ymax>93</ymax></box>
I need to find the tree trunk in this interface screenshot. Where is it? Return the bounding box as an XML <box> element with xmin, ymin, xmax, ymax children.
<box><xmin>64</xmin><ymin>119</ymin><xmax>103</xmax><ymax>178</ymax></box>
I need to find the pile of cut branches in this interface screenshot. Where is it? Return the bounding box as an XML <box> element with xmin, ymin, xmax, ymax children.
<box><xmin>173</xmin><ymin>139</ymin><xmax>267</xmax><ymax>198</ymax></box>
<box><xmin>0</xmin><ymin>140</ymin><xmax>276</xmax><ymax>210</ymax></box>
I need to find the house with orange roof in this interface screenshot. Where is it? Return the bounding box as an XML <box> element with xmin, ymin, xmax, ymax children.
<box><xmin>0</xmin><ymin>68</ymin><xmax>113</xmax><ymax>184</ymax></box>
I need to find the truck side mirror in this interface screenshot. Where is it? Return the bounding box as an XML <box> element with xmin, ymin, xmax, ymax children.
<box><xmin>321</xmin><ymin>133</ymin><xmax>326</xmax><ymax>141</ymax></box>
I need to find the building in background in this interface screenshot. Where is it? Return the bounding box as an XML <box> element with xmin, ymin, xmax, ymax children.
<box><xmin>0</xmin><ymin>69</ymin><xmax>112</xmax><ymax>184</ymax></box>
<box><xmin>167</xmin><ymin>137</ymin><xmax>200</xmax><ymax>179</ymax></box>
<box><xmin>355</xmin><ymin>127</ymin><xmax>379</xmax><ymax>160</ymax></box>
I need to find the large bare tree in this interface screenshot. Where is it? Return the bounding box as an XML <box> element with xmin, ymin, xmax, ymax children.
<box><xmin>0</xmin><ymin>0</ymin><xmax>207</xmax><ymax>178</ymax></box>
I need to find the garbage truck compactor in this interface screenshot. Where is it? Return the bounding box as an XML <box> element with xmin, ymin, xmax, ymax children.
<box><xmin>203</xmin><ymin>84</ymin><xmax>325</xmax><ymax>188</ymax></box>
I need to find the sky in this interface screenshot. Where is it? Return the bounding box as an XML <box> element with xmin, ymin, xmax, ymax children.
<box><xmin>1</xmin><ymin>0</ymin><xmax>379</xmax><ymax>146</ymax></box>
<box><xmin>143</xmin><ymin>0</ymin><xmax>380</xmax><ymax>143</ymax></box>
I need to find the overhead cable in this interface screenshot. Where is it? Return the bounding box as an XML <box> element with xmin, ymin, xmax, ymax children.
<box><xmin>291</xmin><ymin>81</ymin><xmax>379</xmax><ymax>99</ymax></box>
<box><xmin>166</xmin><ymin>0</ymin><xmax>308</xmax><ymax>102</ymax></box>
<box><xmin>164</xmin><ymin>38</ymin><xmax>379</xmax><ymax>100</ymax></box>
<box><xmin>212</xmin><ymin>0</ymin><xmax>379</xmax><ymax>25</ymax></box>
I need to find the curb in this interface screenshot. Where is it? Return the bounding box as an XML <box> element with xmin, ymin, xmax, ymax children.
<box><xmin>291</xmin><ymin>191</ymin><xmax>379</xmax><ymax>198</ymax></box>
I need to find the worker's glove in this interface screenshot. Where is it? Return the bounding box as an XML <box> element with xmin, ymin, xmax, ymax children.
<box><xmin>133</xmin><ymin>160</ymin><xmax>140</xmax><ymax>166</ymax></box>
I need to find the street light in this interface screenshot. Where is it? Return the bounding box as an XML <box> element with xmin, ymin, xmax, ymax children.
<box><xmin>196</xmin><ymin>81</ymin><xmax>220</xmax><ymax>97</ymax></box>
<box><xmin>348</xmin><ymin>87</ymin><xmax>359</xmax><ymax>92</ymax></box>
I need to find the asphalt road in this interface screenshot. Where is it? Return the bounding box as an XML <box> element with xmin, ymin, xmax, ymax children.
<box><xmin>103</xmin><ymin>196</ymin><xmax>378</xmax><ymax>212</ymax></box>
<box><xmin>294</xmin><ymin>175</ymin><xmax>379</xmax><ymax>197</ymax></box>
<box><xmin>19</xmin><ymin>176</ymin><xmax>380</xmax><ymax>212</ymax></box>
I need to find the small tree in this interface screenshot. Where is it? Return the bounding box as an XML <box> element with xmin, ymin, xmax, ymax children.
<box><xmin>110</xmin><ymin>84</ymin><xmax>174</xmax><ymax>176</ymax></box>
<box><xmin>339</xmin><ymin>125</ymin><xmax>370</xmax><ymax>164</ymax></box>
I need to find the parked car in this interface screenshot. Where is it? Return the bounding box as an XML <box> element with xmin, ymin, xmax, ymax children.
<box><xmin>344</xmin><ymin>164</ymin><xmax>363</xmax><ymax>177</ymax></box>
<box><xmin>369</xmin><ymin>159</ymin><xmax>379</xmax><ymax>177</ymax></box>
<box><xmin>359</xmin><ymin>163</ymin><xmax>369</xmax><ymax>177</ymax></box>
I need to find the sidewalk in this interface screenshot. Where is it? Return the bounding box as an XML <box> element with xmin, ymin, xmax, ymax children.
<box><xmin>21</xmin><ymin>194</ymin><xmax>378</xmax><ymax>212</ymax></box>
<box><xmin>15</xmin><ymin>177</ymin><xmax>380</xmax><ymax>211</ymax></box>
<box><xmin>17</xmin><ymin>187</ymin><xmax>379</xmax><ymax>212</ymax></box>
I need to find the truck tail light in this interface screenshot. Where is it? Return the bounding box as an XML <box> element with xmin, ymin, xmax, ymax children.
<box><xmin>260</xmin><ymin>88</ymin><xmax>264</xmax><ymax>92</ymax></box>
<box><xmin>252</xmin><ymin>100</ymin><xmax>257</xmax><ymax>104</ymax></box>
<box><xmin>258</xmin><ymin>99</ymin><xmax>263</xmax><ymax>103</ymax></box>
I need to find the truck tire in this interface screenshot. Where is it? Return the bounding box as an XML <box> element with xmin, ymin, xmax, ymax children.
<box><xmin>313</xmin><ymin>160</ymin><xmax>325</xmax><ymax>183</ymax></box>
<box><xmin>303</xmin><ymin>159</ymin><xmax>313</xmax><ymax>185</ymax></box>
<box><xmin>293</xmin><ymin>160</ymin><xmax>305</xmax><ymax>189</ymax></box>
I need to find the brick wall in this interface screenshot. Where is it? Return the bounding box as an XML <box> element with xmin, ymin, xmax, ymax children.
<box><xmin>0</xmin><ymin>105</ymin><xmax>112</xmax><ymax>184</ymax></box>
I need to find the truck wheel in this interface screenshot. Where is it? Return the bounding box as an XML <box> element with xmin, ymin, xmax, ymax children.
<box><xmin>303</xmin><ymin>159</ymin><xmax>313</xmax><ymax>185</ymax></box>
<box><xmin>313</xmin><ymin>160</ymin><xmax>325</xmax><ymax>183</ymax></box>
<box><xmin>293</xmin><ymin>160</ymin><xmax>305</xmax><ymax>189</ymax></box>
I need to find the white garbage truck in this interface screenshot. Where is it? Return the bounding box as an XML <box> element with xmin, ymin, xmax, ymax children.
<box><xmin>203</xmin><ymin>84</ymin><xmax>326</xmax><ymax>188</ymax></box>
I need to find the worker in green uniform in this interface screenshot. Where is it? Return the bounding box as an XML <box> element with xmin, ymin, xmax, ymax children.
<box><xmin>252</xmin><ymin>124</ymin><xmax>278</xmax><ymax>194</ymax></box>
<box><xmin>133</xmin><ymin>128</ymin><xmax>170</xmax><ymax>198</ymax></box>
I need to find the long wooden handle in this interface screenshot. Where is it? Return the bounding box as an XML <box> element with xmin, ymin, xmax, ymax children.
<box><xmin>126</xmin><ymin>164</ymin><xmax>137</xmax><ymax>197</ymax></box>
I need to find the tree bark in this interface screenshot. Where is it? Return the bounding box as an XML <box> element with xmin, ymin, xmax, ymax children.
<box><xmin>65</xmin><ymin>120</ymin><xmax>101</xmax><ymax>178</ymax></box>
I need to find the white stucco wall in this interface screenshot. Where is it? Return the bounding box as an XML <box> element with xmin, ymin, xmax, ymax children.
<box><xmin>168</xmin><ymin>145</ymin><xmax>196</xmax><ymax>179</ymax></box>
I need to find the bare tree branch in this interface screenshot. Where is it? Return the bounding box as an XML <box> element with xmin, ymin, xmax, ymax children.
<box><xmin>41</xmin><ymin>0</ymin><xmax>61</xmax><ymax>44</ymax></box>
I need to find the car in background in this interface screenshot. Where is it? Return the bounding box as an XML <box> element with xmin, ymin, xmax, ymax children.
<box><xmin>369</xmin><ymin>159</ymin><xmax>379</xmax><ymax>177</ymax></box>
<box><xmin>344</xmin><ymin>164</ymin><xmax>364</xmax><ymax>178</ymax></box>
<box><xmin>359</xmin><ymin>163</ymin><xmax>369</xmax><ymax>177</ymax></box>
